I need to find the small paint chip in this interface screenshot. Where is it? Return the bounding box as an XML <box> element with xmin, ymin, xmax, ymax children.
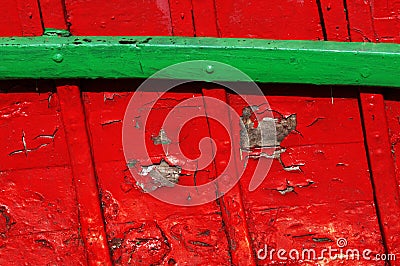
<box><xmin>152</xmin><ymin>129</ymin><xmax>171</xmax><ymax>145</ymax></box>
<box><xmin>277</xmin><ymin>185</ymin><xmax>295</xmax><ymax>195</ymax></box>
<box><xmin>126</xmin><ymin>159</ymin><xmax>138</xmax><ymax>168</ymax></box>
<box><xmin>312</xmin><ymin>237</ymin><xmax>334</xmax><ymax>243</ymax></box>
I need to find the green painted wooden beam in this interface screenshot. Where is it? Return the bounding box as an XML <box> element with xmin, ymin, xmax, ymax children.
<box><xmin>0</xmin><ymin>36</ymin><xmax>399</xmax><ymax>87</ymax></box>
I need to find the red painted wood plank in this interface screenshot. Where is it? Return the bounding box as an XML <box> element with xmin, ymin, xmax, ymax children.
<box><xmin>370</xmin><ymin>0</ymin><xmax>400</xmax><ymax>42</ymax></box>
<box><xmin>359</xmin><ymin>91</ymin><xmax>400</xmax><ymax>260</ymax></box>
<box><xmin>346</xmin><ymin>0</ymin><xmax>376</xmax><ymax>42</ymax></box>
<box><xmin>64</xmin><ymin>0</ymin><xmax>172</xmax><ymax>36</ymax></box>
<box><xmin>249</xmin><ymin>202</ymin><xmax>385</xmax><ymax>265</ymax></box>
<box><xmin>228</xmin><ymin>86</ymin><xmax>385</xmax><ymax>264</ymax></box>
<box><xmin>319</xmin><ymin>0</ymin><xmax>350</xmax><ymax>41</ymax></box>
<box><xmin>0</xmin><ymin>82</ymin><xmax>70</xmax><ymax>171</ymax></box>
<box><xmin>192</xmin><ymin>0</ymin><xmax>220</xmax><ymax>37</ymax></box>
<box><xmin>38</xmin><ymin>0</ymin><xmax>68</xmax><ymax>30</ymax></box>
<box><xmin>229</xmin><ymin>86</ymin><xmax>364</xmax><ymax>146</ymax></box>
<box><xmin>346</xmin><ymin>0</ymin><xmax>400</xmax><ymax>42</ymax></box>
<box><xmin>0</xmin><ymin>1</ymin><xmax>24</xmax><ymax>36</ymax></box>
<box><xmin>169</xmin><ymin>0</ymin><xmax>195</xmax><ymax>36</ymax></box>
<box><xmin>213</xmin><ymin>0</ymin><xmax>323</xmax><ymax>39</ymax></box>
<box><xmin>82</xmin><ymin>84</ymin><xmax>232</xmax><ymax>264</ymax></box>
<box><xmin>0</xmin><ymin>81</ymin><xmax>86</xmax><ymax>264</ymax></box>
<box><xmin>240</xmin><ymin>143</ymin><xmax>376</xmax><ymax>208</ymax></box>
<box><xmin>202</xmin><ymin>88</ymin><xmax>257</xmax><ymax>265</ymax></box>
<box><xmin>0</xmin><ymin>230</ymin><xmax>87</xmax><ymax>265</ymax></box>
<box><xmin>384</xmin><ymin>92</ymin><xmax>400</xmax><ymax>189</ymax></box>
<box><xmin>57</xmin><ymin>84</ymin><xmax>112</xmax><ymax>266</ymax></box>
<box><xmin>0</xmin><ymin>0</ymin><xmax>42</xmax><ymax>36</ymax></box>
<box><xmin>0</xmin><ymin>167</ymin><xmax>79</xmax><ymax>237</ymax></box>
<box><xmin>16</xmin><ymin>0</ymin><xmax>43</xmax><ymax>36</ymax></box>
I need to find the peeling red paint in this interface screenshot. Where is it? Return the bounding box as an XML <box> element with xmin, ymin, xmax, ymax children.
<box><xmin>0</xmin><ymin>0</ymin><xmax>400</xmax><ymax>264</ymax></box>
<box><xmin>228</xmin><ymin>85</ymin><xmax>385</xmax><ymax>264</ymax></box>
<box><xmin>82</xmin><ymin>84</ymin><xmax>231</xmax><ymax>264</ymax></box>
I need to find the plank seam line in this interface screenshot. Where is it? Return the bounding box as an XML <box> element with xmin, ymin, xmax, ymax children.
<box><xmin>36</xmin><ymin>0</ymin><xmax>45</xmax><ymax>35</ymax></box>
<box><xmin>343</xmin><ymin>0</ymin><xmax>352</xmax><ymax>42</ymax></box>
<box><xmin>316</xmin><ymin>0</ymin><xmax>328</xmax><ymax>40</ymax></box>
<box><xmin>357</xmin><ymin>91</ymin><xmax>391</xmax><ymax>265</ymax></box>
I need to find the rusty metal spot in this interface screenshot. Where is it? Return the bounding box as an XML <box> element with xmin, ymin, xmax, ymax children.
<box><xmin>138</xmin><ymin>160</ymin><xmax>181</xmax><ymax>192</ymax></box>
<box><xmin>152</xmin><ymin>129</ymin><xmax>171</xmax><ymax>145</ymax></box>
<box><xmin>276</xmin><ymin>114</ymin><xmax>297</xmax><ymax>143</ymax></box>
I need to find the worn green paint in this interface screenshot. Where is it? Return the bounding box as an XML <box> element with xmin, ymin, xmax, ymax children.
<box><xmin>0</xmin><ymin>36</ymin><xmax>399</xmax><ymax>87</ymax></box>
<box><xmin>43</xmin><ymin>28</ymin><xmax>71</xmax><ymax>37</ymax></box>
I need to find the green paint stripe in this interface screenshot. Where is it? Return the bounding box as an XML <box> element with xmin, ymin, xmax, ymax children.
<box><xmin>0</xmin><ymin>36</ymin><xmax>399</xmax><ymax>87</ymax></box>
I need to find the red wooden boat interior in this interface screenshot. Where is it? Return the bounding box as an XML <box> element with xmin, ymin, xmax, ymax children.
<box><xmin>0</xmin><ymin>0</ymin><xmax>399</xmax><ymax>265</ymax></box>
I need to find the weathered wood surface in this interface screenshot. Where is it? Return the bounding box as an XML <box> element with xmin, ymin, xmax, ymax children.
<box><xmin>0</xmin><ymin>0</ymin><xmax>400</xmax><ymax>265</ymax></box>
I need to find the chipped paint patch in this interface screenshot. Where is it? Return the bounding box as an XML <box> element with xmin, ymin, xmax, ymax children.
<box><xmin>240</xmin><ymin>106</ymin><xmax>297</xmax><ymax>150</ymax></box>
<box><xmin>152</xmin><ymin>129</ymin><xmax>171</xmax><ymax>145</ymax></box>
<box><xmin>240</xmin><ymin>106</ymin><xmax>301</xmax><ymax>171</ymax></box>
<box><xmin>240</xmin><ymin>106</ymin><xmax>303</xmax><ymax>174</ymax></box>
<box><xmin>137</xmin><ymin>160</ymin><xmax>181</xmax><ymax>192</ymax></box>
